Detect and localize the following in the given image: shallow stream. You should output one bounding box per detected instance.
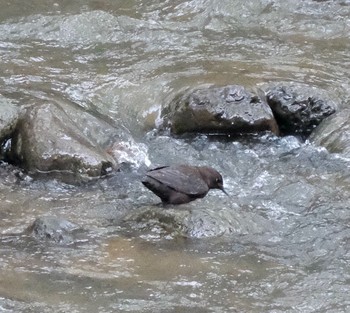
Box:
[1,1,350,312]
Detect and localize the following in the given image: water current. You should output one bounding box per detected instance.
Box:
[0,1,350,312]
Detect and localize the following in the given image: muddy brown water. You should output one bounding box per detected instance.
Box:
[1,1,350,312]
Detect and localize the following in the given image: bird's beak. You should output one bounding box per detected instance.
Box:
[218,184,229,196]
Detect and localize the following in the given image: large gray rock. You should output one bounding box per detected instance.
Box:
[266,85,336,136]
[0,95,21,142]
[162,85,279,135]
[10,102,116,183]
[310,109,350,157]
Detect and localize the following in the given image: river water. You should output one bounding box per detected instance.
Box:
[1,1,350,312]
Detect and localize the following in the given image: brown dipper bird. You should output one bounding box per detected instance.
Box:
[141,165,228,204]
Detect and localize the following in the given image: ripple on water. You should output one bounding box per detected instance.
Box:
[1,0,350,311]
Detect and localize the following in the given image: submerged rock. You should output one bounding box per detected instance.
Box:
[125,206,190,237]
[310,109,350,157]
[162,85,279,136]
[26,216,81,244]
[9,102,116,183]
[266,85,336,136]
[124,205,269,239]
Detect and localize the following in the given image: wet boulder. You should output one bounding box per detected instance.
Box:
[310,109,350,157]
[0,95,21,142]
[162,85,279,135]
[26,216,81,244]
[9,102,116,183]
[266,85,336,136]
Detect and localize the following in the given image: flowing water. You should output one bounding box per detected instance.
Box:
[1,1,350,312]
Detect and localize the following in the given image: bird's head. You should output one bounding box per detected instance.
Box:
[198,166,228,196]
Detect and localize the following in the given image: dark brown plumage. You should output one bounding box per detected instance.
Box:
[141,165,228,204]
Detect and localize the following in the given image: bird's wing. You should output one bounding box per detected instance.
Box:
[146,165,209,195]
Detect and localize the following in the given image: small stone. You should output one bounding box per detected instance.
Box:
[27,216,81,244]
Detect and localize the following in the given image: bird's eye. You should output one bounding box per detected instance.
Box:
[215,178,219,182]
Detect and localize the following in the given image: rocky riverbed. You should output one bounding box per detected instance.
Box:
[1,1,350,312]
